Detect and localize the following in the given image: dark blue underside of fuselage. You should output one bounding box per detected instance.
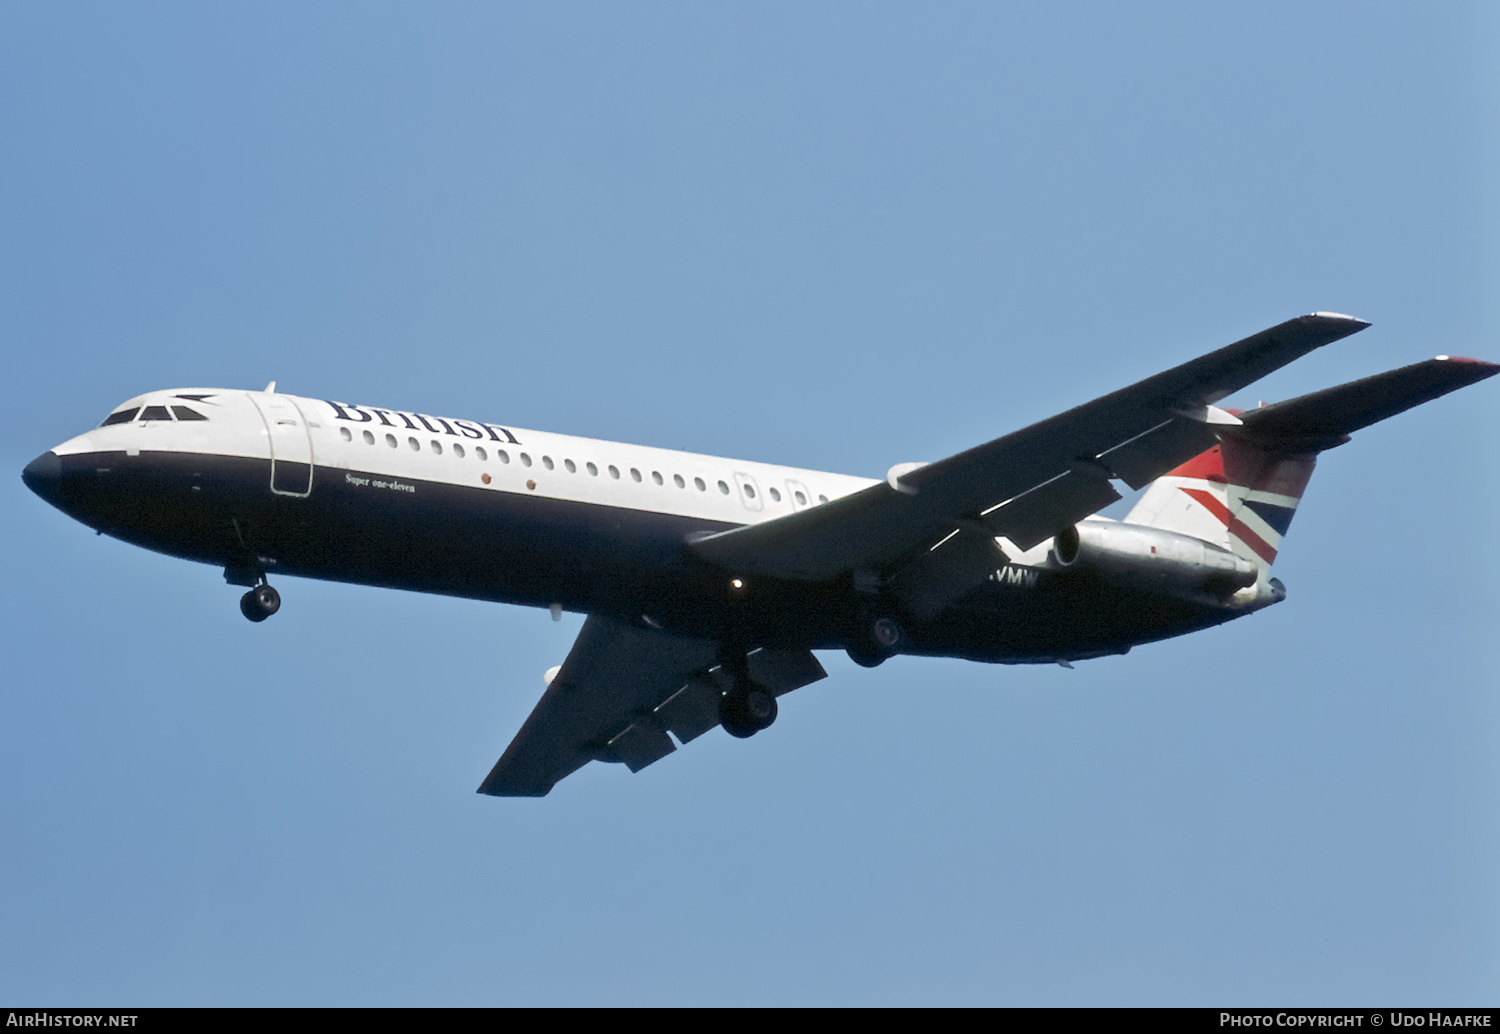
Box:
[37,449,1249,661]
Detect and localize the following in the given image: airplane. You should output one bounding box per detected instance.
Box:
[21,314,1498,796]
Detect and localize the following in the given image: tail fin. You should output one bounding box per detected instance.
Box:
[1127,356,1499,580]
[1126,439,1312,580]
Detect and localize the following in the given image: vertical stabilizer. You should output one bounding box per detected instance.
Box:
[1125,439,1314,582]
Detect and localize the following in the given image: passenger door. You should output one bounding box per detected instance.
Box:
[247,393,315,497]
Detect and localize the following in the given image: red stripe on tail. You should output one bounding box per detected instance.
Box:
[1180,487,1279,564]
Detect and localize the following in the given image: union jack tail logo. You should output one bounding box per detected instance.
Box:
[1125,439,1317,575]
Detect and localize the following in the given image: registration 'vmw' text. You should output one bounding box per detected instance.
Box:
[991,565,1039,588]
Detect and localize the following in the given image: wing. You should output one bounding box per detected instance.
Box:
[478,616,826,797]
[689,313,1370,584]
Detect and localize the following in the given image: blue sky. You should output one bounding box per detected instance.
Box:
[2,2,1496,1005]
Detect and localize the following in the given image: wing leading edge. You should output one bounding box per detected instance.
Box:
[688,313,1370,583]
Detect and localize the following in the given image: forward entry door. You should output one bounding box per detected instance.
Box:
[247,392,315,497]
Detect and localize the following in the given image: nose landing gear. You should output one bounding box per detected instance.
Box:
[239,583,281,623]
[225,551,280,623]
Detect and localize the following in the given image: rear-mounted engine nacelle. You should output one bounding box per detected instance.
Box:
[1051,521,1257,601]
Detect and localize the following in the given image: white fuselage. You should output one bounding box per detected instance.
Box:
[55,387,877,528]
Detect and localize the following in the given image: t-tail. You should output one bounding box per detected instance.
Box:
[1126,355,1500,588]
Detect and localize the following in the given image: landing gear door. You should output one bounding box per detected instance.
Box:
[247,393,314,497]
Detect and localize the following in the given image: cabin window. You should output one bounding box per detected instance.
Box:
[408,437,420,451]
[630,468,642,483]
[431,440,443,455]
[475,446,487,461]
[100,407,140,427]
[819,494,829,504]
[718,480,730,495]
[608,465,620,479]
[586,461,598,476]
[520,453,532,467]
[362,430,375,445]
[140,406,172,421]
[542,456,554,470]
[651,471,663,485]
[743,484,756,499]
[564,459,576,473]
[694,477,706,492]
[386,434,397,448]
[794,491,806,505]
[674,474,685,489]
[453,443,465,458]
[769,487,781,502]
[340,427,353,442]
[497,450,510,464]
[171,406,208,421]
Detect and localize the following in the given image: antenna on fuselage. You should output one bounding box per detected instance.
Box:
[263,381,277,393]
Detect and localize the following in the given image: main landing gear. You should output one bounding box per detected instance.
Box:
[717,651,778,739]
[239,583,281,623]
[846,615,904,669]
[719,682,778,739]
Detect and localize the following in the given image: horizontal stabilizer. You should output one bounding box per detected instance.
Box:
[1234,356,1500,452]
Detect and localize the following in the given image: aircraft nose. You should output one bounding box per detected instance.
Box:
[22,450,63,505]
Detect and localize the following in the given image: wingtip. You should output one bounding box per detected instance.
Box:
[1434,354,1499,366]
[476,779,551,798]
[1308,311,1371,329]
[1431,355,1500,381]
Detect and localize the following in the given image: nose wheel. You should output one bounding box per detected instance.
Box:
[239,583,281,623]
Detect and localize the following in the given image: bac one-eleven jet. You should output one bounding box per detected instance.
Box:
[22,314,1498,796]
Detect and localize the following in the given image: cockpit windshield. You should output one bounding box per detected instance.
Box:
[100,407,139,426]
[99,403,209,427]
